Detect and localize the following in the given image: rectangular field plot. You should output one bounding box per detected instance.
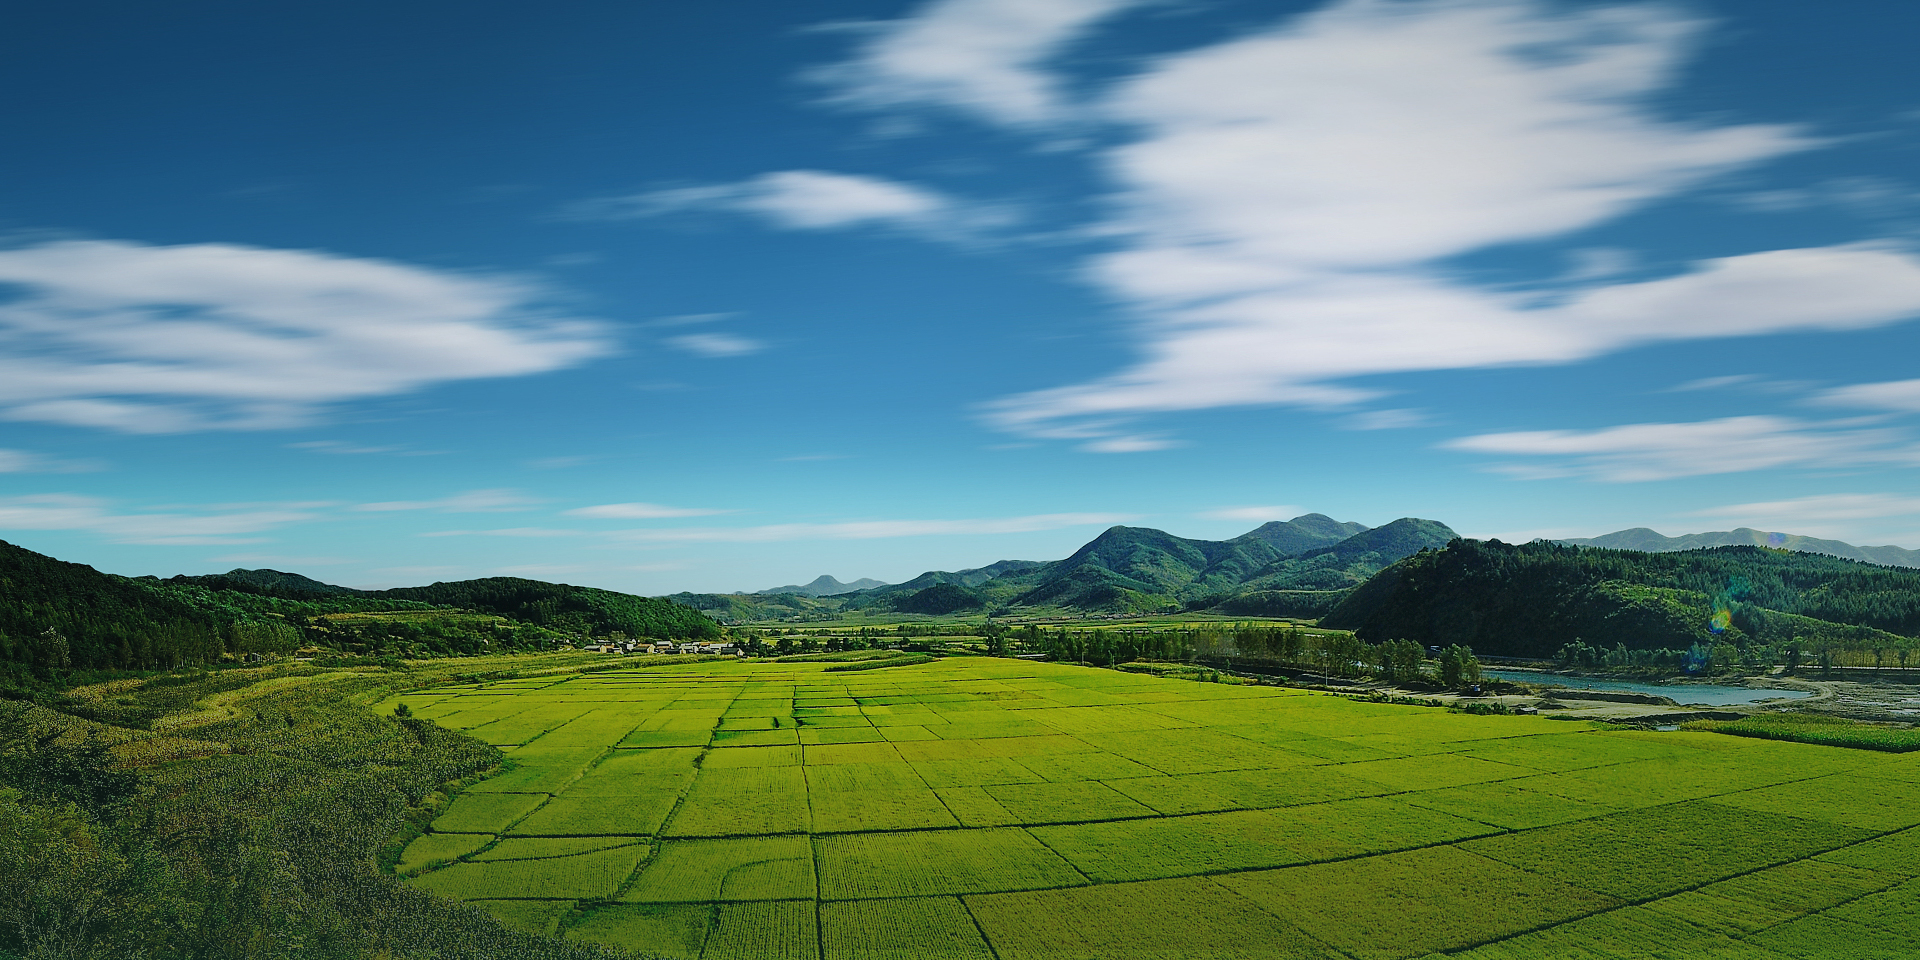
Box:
[665,767,811,836]
[702,901,818,960]
[982,780,1156,824]
[623,835,816,903]
[563,746,701,794]
[1395,781,1620,830]
[1642,858,1900,935]
[1819,825,1920,876]
[1711,772,1920,831]
[967,876,1343,960]
[471,899,575,937]
[397,831,492,875]
[411,844,648,901]
[431,792,547,834]
[1450,905,1773,960]
[473,836,640,860]
[1462,800,1873,900]
[510,792,682,836]
[568,903,713,958]
[815,828,1086,899]
[465,746,606,794]
[1224,846,1621,960]
[820,897,994,960]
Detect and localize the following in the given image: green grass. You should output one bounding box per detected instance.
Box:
[392,655,1920,958]
[1686,712,1920,752]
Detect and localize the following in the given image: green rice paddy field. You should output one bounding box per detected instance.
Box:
[379,658,1920,959]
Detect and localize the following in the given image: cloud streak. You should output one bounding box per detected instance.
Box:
[0,239,612,433]
[810,0,1143,127]
[610,512,1133,542]
[1445,415,1920,482]
[0,493,318,545]
[927,0,1920,448]
[571,170,1013,242]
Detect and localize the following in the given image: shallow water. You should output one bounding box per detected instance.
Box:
[1481,668,1813,706]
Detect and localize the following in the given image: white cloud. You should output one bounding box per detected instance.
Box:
[611,512,1133,542]
[0,493,317,544]
[571,170,1010,241]
[810,0,1143,127]
[1444,415,1920,482]
[1345,408,1430,431]
[1813,378,1920,413]
[977,0,1920,447]
[0,448,99,473]
[1691,493,1920,525]
[0,239,611,433]
[352,489,543,513]
[1079,435,1178,453]
[1198,505,1307,522]
[566,502,733,519]
[667,333,766,358]
[419,527,582,538]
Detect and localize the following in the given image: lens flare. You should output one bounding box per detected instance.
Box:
[1709,605,1732,634]
[1767,531,1787,548]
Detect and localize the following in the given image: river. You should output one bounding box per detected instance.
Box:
[1481,668,1813,707]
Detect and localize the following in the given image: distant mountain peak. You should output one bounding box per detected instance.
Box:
[753,575,888,597]
[1231,513,1371,556]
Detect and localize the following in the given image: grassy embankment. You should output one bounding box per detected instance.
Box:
[0,651,683,960]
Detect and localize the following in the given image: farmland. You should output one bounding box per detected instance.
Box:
[391,657,1920,958]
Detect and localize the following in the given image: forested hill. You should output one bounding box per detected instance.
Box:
[371,578,718,641]
[1562,527,1920,568]
[0,540,717,680]
[1324,539,1920,657]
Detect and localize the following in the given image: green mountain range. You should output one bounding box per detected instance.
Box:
[1561,527,1920,568]
[677,514,1460,619]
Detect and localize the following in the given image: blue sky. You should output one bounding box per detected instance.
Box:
[4,0,1920,593]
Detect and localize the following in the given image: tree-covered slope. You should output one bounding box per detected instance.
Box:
[1235,518,1461,593]
[1324,539,1920,657]
[1229,513,1370,555]
[371,578,718,639]
[0,539,228,674]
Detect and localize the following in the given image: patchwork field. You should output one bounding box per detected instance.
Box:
[383,657,1920,959]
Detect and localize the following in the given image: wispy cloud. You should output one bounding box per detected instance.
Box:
[666,333,766,358]
[0,493,318,544]
[1690,493,1920,525]
[807,0,1144,128]
[1445,415,1920,482]
[1813,378,1920,413]
[352,489,543,513]
[0,239,613,433]
[419,527,582,538]
[967,0,1920,448]
[570,170,1014,242]
[1197,505,1306,523]
[611,512,1132,542]
[565,502,733,519]
[0,448,102,473]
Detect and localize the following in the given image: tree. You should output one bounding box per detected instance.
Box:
[1439,644,1481,689]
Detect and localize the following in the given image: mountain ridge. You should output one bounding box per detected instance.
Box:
[1560,527,1920,569]
[753,575,889,597]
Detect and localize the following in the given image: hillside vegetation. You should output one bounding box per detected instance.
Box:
[1325,539,1920,658]
[0,540,716,684]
